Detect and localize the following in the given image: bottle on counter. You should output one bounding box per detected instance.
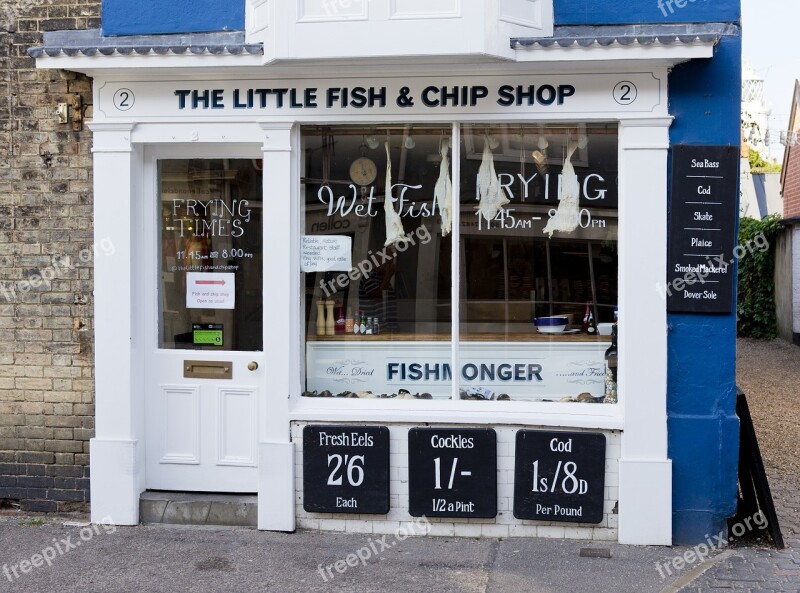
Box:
[586,304,597,335]
[359,312,367,335]
[373,317,380,336]
[603,324,618,404]
[366,317,373,335]
[353,310,361,335]
[345,307,354,334]
[581,302,590,333]
[335,304,345,335]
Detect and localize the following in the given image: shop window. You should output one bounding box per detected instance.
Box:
[301,124,618,404]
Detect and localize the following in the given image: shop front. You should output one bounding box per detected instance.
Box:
[30,1,741,546]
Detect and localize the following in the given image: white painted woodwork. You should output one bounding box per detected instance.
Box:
[246,0,554,62]
[616,118,673,545]
[80,63,674,542]
[142,144,265,494]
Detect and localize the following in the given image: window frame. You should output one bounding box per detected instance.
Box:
[294,121,625,426]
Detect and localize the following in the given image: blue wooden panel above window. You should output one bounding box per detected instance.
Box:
[102,0,245,36]
[554,0,740,25]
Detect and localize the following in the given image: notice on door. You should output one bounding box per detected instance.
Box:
[301,235,352,272]
[186,272,235,309]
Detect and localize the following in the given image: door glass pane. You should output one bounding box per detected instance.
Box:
[158,158,263,351]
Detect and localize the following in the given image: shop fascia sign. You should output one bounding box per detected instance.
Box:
[98,73,663,119]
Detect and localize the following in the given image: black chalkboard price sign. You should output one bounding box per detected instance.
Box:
[667,145,739,314]
[408,428,497,518]
[303,425,389,514]
[514,430,606,524]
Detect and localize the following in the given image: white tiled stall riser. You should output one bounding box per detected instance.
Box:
[292,422,620,540]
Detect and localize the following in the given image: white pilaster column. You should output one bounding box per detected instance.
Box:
[87,122,144,525]
[257,122,297,531]
[617,118,673,545]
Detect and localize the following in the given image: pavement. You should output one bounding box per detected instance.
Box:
[1,338,799,593]
[672,472,800,593]
[0,505,792,593]
[0,512,721,593]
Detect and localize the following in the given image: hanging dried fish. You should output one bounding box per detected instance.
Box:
[476,136,509,223]
[542,141,580,238]
[434,138,453,236]
[383,141,406,248]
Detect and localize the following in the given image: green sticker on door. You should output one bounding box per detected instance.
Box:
[193,324,224,347]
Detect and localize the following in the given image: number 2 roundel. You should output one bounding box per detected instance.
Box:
[613,81,638,106]
[113,88,135,111]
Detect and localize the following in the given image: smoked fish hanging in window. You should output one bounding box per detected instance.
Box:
[435,138,453,236]
[477,135,509,223]
[543,141,580,237]
[384,140,407,247]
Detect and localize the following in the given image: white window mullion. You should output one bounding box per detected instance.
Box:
[450,122,461,402]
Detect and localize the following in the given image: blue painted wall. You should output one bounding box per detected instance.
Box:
[667,33,742,544]
[554,0,740,25]
[102,0,244,36]
[100,0,739,36]
[100,0,741,36]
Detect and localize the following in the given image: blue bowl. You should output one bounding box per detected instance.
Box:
[534,316,568,334]
[535,316,568,327]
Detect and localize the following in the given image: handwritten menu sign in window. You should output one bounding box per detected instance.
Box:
[301,235,352,273]
[667,146,738,314]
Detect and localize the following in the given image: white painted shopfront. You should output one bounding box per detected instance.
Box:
[33,5,719,545]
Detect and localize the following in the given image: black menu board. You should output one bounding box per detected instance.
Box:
[303,425,390,514]
[408,428,497,518]
[667,145,739,313]
[513,430,606,524]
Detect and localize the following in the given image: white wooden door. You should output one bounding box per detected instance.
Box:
[144,149,265,492]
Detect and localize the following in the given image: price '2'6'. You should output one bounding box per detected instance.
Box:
[327,454,365,487]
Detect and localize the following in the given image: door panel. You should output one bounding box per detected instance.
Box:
[159,385,201,465]
[145,152,264,493]
[216,387,258,466]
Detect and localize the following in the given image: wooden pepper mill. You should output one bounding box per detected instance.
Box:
[325,300,335,336]
[316,300,326,336]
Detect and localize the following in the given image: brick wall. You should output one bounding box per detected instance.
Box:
[785,145,800,219]
[0,0,98,512]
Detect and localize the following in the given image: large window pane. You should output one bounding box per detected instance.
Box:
[458,125,619,403]
[301,126,452,399]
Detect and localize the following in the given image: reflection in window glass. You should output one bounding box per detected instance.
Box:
[158,159,263,351]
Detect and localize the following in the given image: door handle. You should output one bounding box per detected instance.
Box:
[248,361,259,371]
[184,360,233,379]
